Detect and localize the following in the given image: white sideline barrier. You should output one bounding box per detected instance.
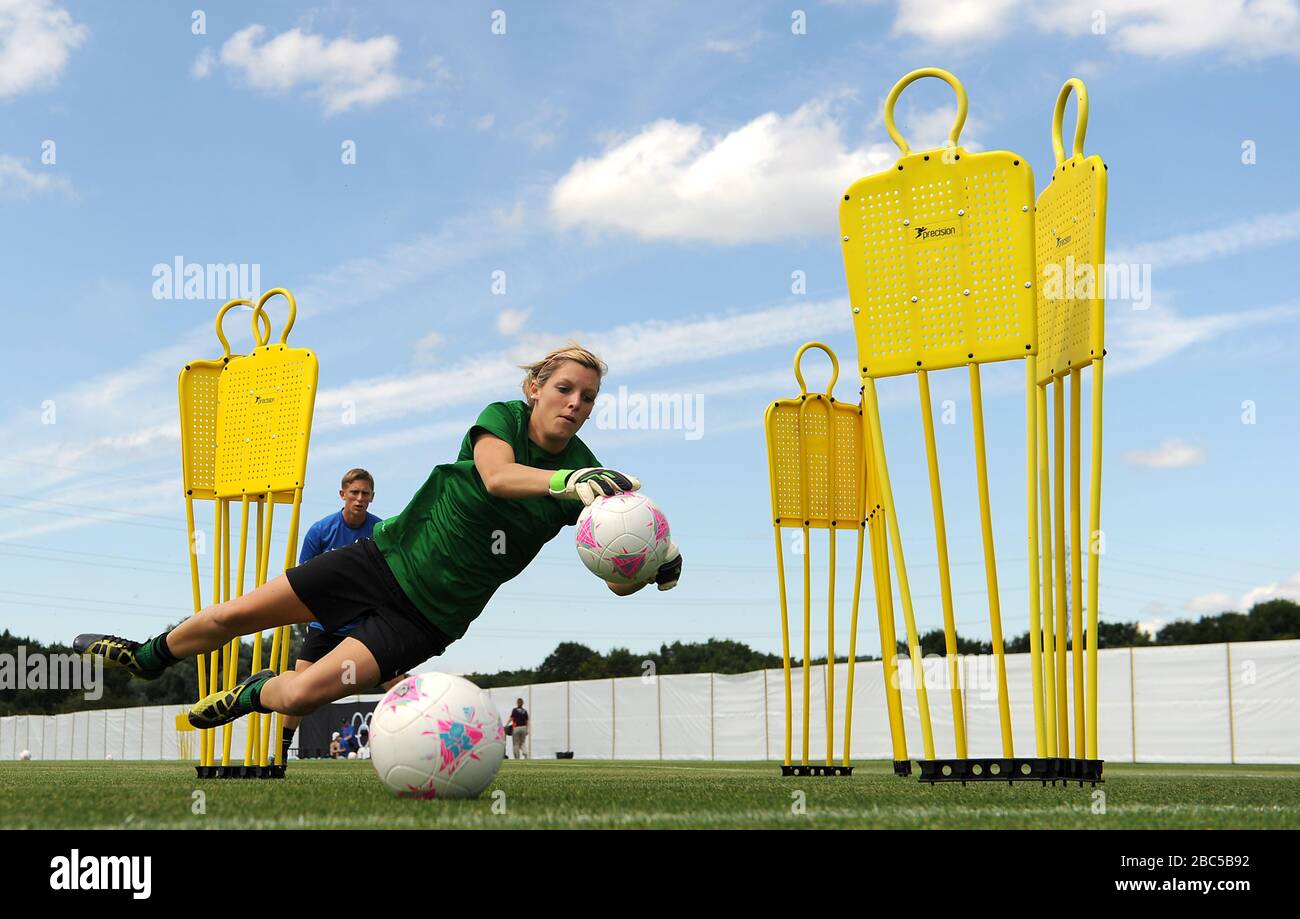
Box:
[2,640,1298,763]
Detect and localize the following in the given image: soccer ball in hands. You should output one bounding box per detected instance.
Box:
[370,672,506,799]
[575,492,671,584]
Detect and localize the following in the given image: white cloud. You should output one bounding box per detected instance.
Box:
[0,153,71,197]
[1239,571,1300,608]
[219,25,406,115]
[1185,573,1300,614]
[1136,617,1167,637]
[309,419,469,464]
[426,55,453,86]
[476,113,496,131]
[496,309,531,336]
[1122,438,1206,469]
[704,33,763,54]
[1033,0,1300,59]
[893,0,1022,45]
[549,98,897,243]
[0,476,180,542]
[1107,300,1300,376]
[316,297,848,434]
[892,0,1300,59]
[0,0,87,98]
[191,47,215,79]
[518,100,566,150]
[494,199,526,228]
[1186,592,1234,614]
[1109,207,1300,269]
[413,330,444,361]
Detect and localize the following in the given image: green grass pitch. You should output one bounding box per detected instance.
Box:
[2,760,1298,829]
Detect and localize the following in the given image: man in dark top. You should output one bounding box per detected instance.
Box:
[509,698,529,759]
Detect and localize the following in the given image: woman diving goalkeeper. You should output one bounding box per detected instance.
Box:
[74,345,682,729]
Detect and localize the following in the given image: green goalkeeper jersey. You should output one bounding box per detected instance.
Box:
[372,400,600,639]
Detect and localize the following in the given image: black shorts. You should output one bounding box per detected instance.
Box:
[298,627,347,666]
[284,538,452,681]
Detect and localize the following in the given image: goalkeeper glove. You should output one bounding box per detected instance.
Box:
[548,467,641,506]
[654,543,681,591]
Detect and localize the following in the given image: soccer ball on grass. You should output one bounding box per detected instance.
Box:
[370,672,506,799]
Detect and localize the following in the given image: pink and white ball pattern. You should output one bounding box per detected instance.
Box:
[575,492,671,584]
[370,672,506,799]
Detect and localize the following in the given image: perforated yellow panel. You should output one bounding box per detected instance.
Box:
[841,149,1037,379]
[765,396,864,528]
[214,344,318,498]
[1035,157,1106,382]
[178,359,225,500]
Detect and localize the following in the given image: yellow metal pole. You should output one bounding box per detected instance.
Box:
[863,378,935,760]
[1053,378,1069,754]
[263,623,283,767]
[1025,357,1045,758]
[1037,383,1059,757]
[773,525,792,766]
[801,529,811,765]
[235,494,251,597]
[825,521,836,766]
[248,495,268,764]
[795,535,806,764]
[236,495,258,767]
[267,487,305,765]
[917,371,966,758]
[825,402,838,767]
[969,364,1013,756]
[220,498,237,768]
[871,504,907,762]
[842,522,865,767]
[1085,358,1104,759]
[765,403,794,768]
[184,493,208,767]
[866,423,908,762]
[1070,368,1084,758]
[796,400,812,766]
[206,499,222,767]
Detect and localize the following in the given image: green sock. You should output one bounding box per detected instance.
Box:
[136,631,178,671]
[237,674,273,713]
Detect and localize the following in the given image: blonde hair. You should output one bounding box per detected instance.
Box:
[341,468,374,491]
[519,343,607,403]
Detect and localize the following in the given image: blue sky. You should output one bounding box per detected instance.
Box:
[1,0,1298,675]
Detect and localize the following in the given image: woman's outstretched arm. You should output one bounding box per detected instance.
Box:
[473,433,554,498]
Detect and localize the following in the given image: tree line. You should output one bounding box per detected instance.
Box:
[3,599,1295,706]
[466,598,1300,687]
[0,626,303,716]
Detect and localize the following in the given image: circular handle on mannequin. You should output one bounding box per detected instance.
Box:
[215,298,270,357]
[256,288,297,345]
[883,67,969,157]
[1051,78,1089,166]
[793,342,840,397]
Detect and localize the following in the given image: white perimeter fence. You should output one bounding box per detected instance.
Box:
[3,640,1298,763]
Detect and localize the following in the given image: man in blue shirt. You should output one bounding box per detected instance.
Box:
[281,468,403,762]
